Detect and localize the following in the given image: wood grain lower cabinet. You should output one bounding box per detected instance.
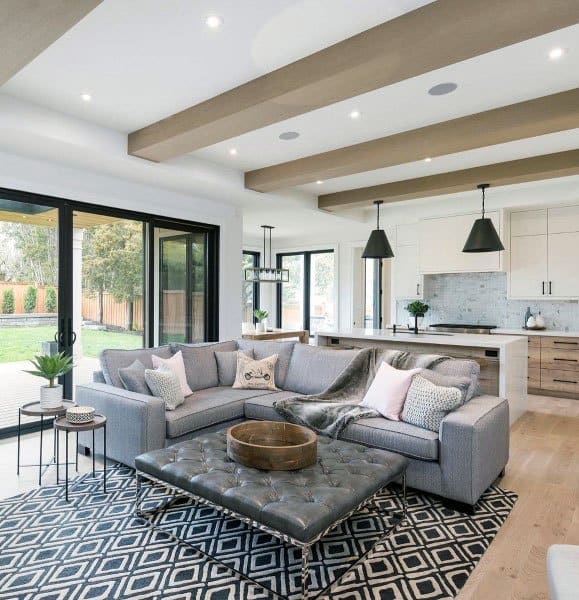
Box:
[527,335,579,398]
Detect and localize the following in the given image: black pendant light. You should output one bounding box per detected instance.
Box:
[463,184,505,253]
[362,200,394,259]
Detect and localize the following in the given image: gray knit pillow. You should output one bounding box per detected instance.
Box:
[402,375,462,432]
[420,369,472,405]
[144,367,184,411]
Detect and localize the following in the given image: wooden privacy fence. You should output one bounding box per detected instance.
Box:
[0,281,144,330]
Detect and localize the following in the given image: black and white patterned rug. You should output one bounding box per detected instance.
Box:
[0,466,517,600]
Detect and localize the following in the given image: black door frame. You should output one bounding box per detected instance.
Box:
[0,186,220,436]
[275,249,334,332]
[242,250,260,323]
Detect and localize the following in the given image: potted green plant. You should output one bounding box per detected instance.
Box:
[24,352,74,409]
[254,309,269,333]
[405,300,429,330]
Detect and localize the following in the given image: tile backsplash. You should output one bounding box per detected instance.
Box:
[396,272,579,331]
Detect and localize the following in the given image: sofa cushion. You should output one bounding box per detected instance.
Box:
[340,417,440,461]
[432,358,480,401]
[283,345,360,395]
[165,387,273,438]
[243,391,297,421]
[236,340,295,388]
[215,349,253,386]
[100,346,173,388]
[174,341,237,391]
[118,360,151,395]
[145,367,184,411]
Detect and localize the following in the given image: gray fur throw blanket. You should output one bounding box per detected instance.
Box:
[273,347,449,437]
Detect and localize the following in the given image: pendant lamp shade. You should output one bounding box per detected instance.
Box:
[362,201,394,259]
[463,184,504,253]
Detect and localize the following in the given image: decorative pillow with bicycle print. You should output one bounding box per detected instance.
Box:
[233,352,279,391]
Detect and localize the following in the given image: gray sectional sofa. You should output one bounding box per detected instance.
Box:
[76,339,509,511]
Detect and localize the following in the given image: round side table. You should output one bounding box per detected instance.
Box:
[54,415,107,502]
[17,400,77,485]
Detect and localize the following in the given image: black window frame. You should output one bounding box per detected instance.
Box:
[275,249,334,334]
[242,250,260,323]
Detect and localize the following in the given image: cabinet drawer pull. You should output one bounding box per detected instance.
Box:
[542,281,545,295]
[553,378,578,384]
[553,341,578,345]
[549,281,552,295]
[553,357,578,362]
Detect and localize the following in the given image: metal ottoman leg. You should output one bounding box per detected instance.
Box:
[301,545,310,599]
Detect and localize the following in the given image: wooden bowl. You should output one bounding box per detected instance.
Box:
[227,421,317,471]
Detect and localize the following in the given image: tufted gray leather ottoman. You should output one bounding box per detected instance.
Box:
[135,429,408,599]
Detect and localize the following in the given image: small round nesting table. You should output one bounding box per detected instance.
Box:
[17,400,76,485]
[54,415,107,502]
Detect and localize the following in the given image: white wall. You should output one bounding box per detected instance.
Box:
[0,150,243,340]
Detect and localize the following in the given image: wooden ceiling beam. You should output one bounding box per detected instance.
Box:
[128,0,579,162]
[246,89,579,192]
[317,150,579,210]
[0,0,102,85]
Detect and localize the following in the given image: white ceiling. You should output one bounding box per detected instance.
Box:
[193,25,579,178]
[2,0,431,132]
[0,0,577,242]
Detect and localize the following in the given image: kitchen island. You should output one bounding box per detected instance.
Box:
[316,328,527,424]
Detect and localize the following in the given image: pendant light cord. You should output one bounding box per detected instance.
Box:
[376,203,380,230]
[481,186,486,219]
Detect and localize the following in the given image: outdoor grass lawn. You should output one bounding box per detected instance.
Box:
[0,326,143,363]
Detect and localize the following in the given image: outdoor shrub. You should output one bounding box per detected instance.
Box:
[24,286,37,313]
[2,289,15,314]
[45,286,57,312]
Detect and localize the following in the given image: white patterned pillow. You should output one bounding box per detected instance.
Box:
[401,375,462,432]
[233,353,278,390]
[145,366,184,411]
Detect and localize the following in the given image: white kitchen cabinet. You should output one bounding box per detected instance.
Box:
[509,234,548,298]
[548,206,579,234]
[419,211,503,274]
[548,232,579,298]
[392,243,423,299]
[511,209,547,237]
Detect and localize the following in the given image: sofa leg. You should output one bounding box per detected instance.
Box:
[442,498,476,516]
[498,468,506,478]
[78,444,91,457]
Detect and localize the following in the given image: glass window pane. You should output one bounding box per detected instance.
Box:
[75,213,145,392]
[160,235,187,345]
[309,252,334,337]
[242,252,257,323]
[281,255,304,330]
[191,232,206,342]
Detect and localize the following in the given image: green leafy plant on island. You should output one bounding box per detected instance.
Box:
[24,352,74,388]
[254,309,269,322]
[405,300,429,317]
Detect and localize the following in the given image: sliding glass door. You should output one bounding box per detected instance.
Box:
[0,197,61,432]
[242,251,260,323]
[277,250,334,338]
[0,187,220,436]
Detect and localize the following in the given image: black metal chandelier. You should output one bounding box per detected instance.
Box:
[244,225,289,283]
[463,184,504,253]
[362,200,394,259]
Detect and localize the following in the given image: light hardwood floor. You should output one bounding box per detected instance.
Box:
[0,394,577,599]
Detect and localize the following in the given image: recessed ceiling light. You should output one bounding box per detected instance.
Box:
[424,157,432,163]
[205,15,223,29]
[428,82,458,96]
[229,148,238,156]
[349,110,361,119]
[279,131,300,141]
[549,47,566,60]
[316,180,324,185]
[81,93,92,102]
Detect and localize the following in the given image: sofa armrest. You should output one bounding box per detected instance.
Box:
[439,395,509,505]
[76,382,166,467]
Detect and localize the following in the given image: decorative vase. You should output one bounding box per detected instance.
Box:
[255,321,265,333]
[408,316,424,329]
[40,384,63,409]
[262,317,269,332]
[535,313,545,328]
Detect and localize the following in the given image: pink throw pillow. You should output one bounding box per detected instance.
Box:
[152,351,193,397]
[360,361,422,420]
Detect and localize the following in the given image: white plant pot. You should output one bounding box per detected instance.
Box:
[40,384,63,409]
[255,321,265,333]
[408,316,424,329]
[262,317,269,331]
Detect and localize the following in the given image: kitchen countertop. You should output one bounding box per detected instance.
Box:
[492,328,579,338]
[316,328,526,349]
